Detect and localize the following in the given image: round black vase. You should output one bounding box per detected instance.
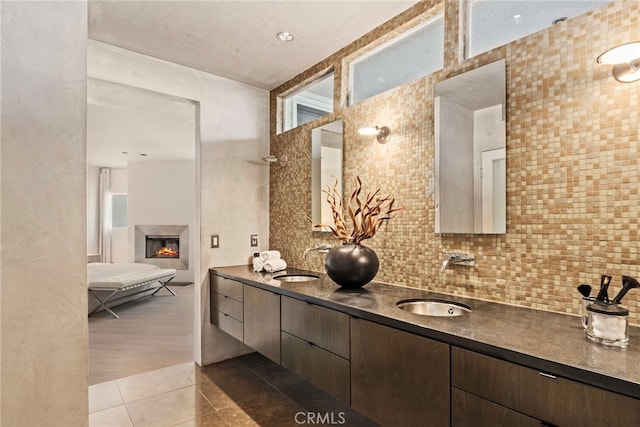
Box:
[325,243,379,288]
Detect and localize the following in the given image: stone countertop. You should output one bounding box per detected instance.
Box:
[210,265,640,400]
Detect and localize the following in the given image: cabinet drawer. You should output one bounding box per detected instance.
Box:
[452,347,546,418]
[452,347,640,426]
[211,292,243,321]
[351,318,450,427]
[281,296,350,359]
[210,274,243,301]
[451,388,540,427]
[211,310,243,342]
[281,331,350,404]
[244,285,280,364]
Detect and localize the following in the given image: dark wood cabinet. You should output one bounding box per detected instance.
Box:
[350,318,450,427]
[210,274,244,341]
[211,275,244,301]
[210,269,640,427]
[451,388,540,427]
[243,285,281,364]
[280,296,351,403]
[452,347,640,426]
[211,291,243,321]
[281,296,350,359]
[281,331,350,403]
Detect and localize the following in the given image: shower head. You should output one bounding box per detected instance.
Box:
[262,154,287,166]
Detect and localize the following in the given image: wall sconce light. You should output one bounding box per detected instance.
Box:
[597,41,640,83]
[357,125,391,144]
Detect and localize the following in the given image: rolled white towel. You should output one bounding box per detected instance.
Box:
[252,258,264,272]
[260,250,281,262]
[264,259,287,273]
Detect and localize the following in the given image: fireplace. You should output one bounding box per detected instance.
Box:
[146,235,180,259]
[135,225,188,270]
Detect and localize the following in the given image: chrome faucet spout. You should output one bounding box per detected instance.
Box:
[440,259,450,274]
[440,253,459,273]
[440,252,473,273]
[303,244,332,260]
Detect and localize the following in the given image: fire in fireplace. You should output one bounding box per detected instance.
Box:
[146,235,180,259]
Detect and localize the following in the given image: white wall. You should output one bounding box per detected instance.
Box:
[111,167,128,193]
[88,41,269,365]
[128,160,196,282]
[1,2,88,425]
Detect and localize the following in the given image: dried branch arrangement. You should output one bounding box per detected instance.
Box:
[316,176,403,244]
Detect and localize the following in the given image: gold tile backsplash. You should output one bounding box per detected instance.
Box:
[269,1,640,324]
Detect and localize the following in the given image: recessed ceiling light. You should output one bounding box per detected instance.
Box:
[276,31,295,42]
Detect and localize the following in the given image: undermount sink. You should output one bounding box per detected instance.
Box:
[273,274,319,282]
[396,298,472,317]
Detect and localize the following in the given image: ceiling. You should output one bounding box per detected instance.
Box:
[87,0,419,167]
[88,0,419,90]
[87,78,196,168]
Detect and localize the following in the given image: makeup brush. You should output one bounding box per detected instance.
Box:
[577,284,592,298]
[595,275,612,303]
[611,275,640,304]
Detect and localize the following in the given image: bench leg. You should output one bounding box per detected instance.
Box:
[88,289,120,319]
[151,276,176,296]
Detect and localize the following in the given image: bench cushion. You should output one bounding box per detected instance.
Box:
[88,263,175,289]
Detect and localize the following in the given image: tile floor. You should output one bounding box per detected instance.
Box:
[89,352,377,427]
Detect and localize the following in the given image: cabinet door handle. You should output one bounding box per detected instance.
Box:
[539,372,557,380]
[307,341,316,347]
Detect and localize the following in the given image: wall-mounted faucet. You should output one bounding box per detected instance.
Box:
[303,243,332,260]
[440,252,475,273]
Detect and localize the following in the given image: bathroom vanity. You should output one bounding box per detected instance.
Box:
[210,266,640,426]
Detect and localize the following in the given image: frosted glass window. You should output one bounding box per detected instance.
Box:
[467,0,610,58]
[111,194,128,228]
[282,71,334,132]
[350,15,444,105]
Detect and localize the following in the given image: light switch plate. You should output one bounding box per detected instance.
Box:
[211,235,219,248]
[250,234,258,247]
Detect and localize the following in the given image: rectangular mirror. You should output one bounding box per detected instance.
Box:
[434,59,506,234]
[311,119,343,231]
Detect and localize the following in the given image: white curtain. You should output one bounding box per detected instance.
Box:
[98,168,112,263]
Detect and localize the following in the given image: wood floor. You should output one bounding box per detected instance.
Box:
[88,284,194,385]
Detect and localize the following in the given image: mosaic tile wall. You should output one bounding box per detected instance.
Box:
[269,1,640,324]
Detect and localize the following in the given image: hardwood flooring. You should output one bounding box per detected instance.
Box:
[88,284,194,385]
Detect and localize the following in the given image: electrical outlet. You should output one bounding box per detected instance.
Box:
[211,235,219,248]
[250,234,258,247]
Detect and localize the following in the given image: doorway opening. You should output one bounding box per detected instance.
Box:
[86,79,200,385]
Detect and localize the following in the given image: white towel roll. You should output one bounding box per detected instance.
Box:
[252,258,264,272]
[260,250,281,262]
[264,259,287,273]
